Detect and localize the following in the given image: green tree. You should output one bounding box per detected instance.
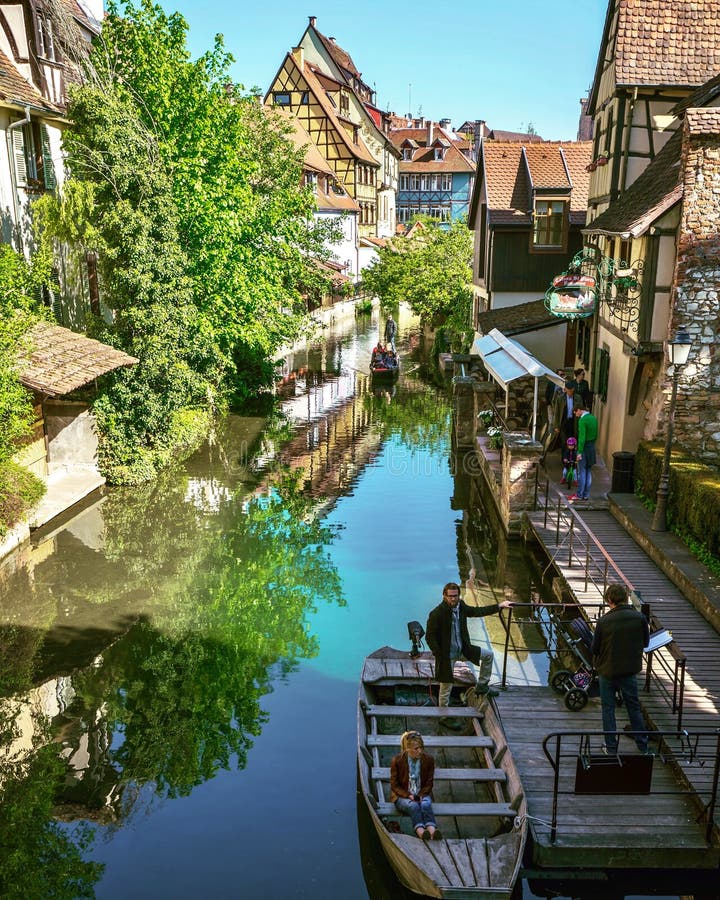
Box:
[36,0,339,482]
[0,247,48,535]
[363,217,473,347]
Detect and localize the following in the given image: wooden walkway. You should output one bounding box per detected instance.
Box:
[494,686,719,870]
[517,501,720,868]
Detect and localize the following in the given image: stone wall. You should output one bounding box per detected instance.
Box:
[665,111,720,464]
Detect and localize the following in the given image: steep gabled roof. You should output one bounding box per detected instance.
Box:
[314,29,361,78]
[487,129,543,142]
[0,47,63,113]
[475,141,592,227]
[583,129,682,237]
[589,0,720,112]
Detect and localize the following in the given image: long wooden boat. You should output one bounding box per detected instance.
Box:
[358,647,527,899]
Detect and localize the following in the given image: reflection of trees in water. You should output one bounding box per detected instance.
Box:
[63,470,343,801]
[0,470,343,891]
[0,705,102,898]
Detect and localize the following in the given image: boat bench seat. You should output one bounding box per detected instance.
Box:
[364,705,482,719]
[375,801,516,818]
[366,735,494,749]
[371,766,506,783]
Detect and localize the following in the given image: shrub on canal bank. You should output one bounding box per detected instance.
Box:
[0,462,45,539]
[635,440,720,564]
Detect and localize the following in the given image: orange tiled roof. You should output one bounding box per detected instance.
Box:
[685,106,720,134]
[481,141,592,226]
[584,129,682,237]
[389,125,475,172]
[614,0,720,87]
[313,28,361,79]
[0,47,62,113]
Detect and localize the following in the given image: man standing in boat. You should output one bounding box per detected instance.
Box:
[426,582,512,706]
[384,314,397,351]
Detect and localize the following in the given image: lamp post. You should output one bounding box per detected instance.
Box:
[651,327,692,532]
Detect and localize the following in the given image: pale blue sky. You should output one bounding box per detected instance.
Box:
[158,0,608,140]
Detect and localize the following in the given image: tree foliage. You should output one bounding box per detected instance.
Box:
[0,247,48,534]
[36,0,338,482]
[362,217,474,346]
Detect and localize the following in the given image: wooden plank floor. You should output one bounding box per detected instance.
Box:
[523,507,720,866]
[494,686,719,869]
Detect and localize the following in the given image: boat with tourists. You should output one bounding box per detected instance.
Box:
[370,344,400,379]
[357,646,527,898]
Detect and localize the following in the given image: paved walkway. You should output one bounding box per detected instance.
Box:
[524,452,720,829]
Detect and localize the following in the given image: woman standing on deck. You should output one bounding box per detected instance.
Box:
[390,731,441,840]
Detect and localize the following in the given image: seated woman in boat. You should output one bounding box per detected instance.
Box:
[390,731,441,841]
[371,342,385,366]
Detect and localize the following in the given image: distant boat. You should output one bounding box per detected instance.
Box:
[358,646,527,898]
[370,352,400,379]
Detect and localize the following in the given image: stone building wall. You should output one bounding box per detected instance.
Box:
[663,110,720,464]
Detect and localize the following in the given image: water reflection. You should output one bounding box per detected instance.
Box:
[0,311,686,899]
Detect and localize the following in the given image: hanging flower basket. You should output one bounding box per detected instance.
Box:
[596,155,608,166]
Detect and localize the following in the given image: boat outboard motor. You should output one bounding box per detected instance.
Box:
[407,621,425,658]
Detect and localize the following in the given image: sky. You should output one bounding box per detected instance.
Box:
[156,0,609,141]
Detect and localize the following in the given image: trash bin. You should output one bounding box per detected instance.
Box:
[611,451,635,493]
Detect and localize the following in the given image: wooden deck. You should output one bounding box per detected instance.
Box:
[521,504,720,868]
[494,686,719,869]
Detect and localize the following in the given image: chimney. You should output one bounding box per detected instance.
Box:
[308,15,316,26]
[292,46,304,68]
[439,118,451,130]
[427,119,433,145]
[329,37,336,44]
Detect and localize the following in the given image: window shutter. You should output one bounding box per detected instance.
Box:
[11,129,27,185]
[41,125,56,189]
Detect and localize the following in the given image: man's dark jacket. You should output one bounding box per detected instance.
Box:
[591,603,649,678]
[425,600,499,683]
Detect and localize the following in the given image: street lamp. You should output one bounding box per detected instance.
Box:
[651,327,693,532]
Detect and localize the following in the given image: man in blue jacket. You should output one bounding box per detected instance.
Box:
[591,583,650,754]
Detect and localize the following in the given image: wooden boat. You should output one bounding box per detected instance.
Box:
[370,353,400,379]
[358,647,527,899]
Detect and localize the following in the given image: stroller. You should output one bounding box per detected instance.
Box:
[550,616,599,710]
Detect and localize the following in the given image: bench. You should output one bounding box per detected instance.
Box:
[371,766,506,783]
[363,704,482,719]
[374,801,516,818]
[366,735,494,749]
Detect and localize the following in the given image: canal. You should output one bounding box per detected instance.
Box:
[0,311,681,900]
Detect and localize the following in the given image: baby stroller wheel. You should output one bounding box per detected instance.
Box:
[551,670,573,693]
[565,687,589,710]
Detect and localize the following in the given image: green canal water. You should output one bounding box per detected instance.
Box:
[0,313,683,899]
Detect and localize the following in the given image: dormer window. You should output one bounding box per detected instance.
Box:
[402,147,412,161]
[532,199,567,250]
[434,147,445,161]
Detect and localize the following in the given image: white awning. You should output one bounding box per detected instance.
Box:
[470,328,564,440]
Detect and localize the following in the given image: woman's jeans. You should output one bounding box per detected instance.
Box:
[598,674,648,753]
[395,795,436,831]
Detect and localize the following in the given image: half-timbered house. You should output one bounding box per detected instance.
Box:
[576,0,720,464]
[467,139,592,368]
[389,118,475,228]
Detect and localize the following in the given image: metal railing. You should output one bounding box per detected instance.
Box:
[526,476,688,728]
[541,728,720,844]
[498,603,687,731]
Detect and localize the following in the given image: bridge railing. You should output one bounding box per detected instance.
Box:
[540,728,720,845]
